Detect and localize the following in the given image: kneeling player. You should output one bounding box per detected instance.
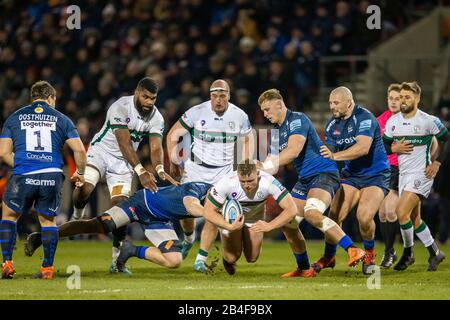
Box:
[203,161,316,276]
[25,182,244,270]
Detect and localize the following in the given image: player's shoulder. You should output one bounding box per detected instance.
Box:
[109,95,133,111]
[228,102,249,118]
[355,105,376,119]
[151,107,164,123]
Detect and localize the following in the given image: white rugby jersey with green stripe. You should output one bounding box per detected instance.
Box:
[384,109,447,175]
[207,171,289,223]
[179,100,251,166]
[90,95,164,159]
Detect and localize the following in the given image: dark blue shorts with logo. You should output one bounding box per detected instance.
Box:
[341,168,390,196]
[291,171,341,200]
[3,172,64,217]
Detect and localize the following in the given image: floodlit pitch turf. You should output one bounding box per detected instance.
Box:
[1,240,449,300]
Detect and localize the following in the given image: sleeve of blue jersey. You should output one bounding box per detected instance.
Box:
[356,115,376,138]
[65,117,80,139]
[324,121,337,146]
[288,115,308,138]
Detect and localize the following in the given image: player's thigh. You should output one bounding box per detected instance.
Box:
[3,174,36,217]
[221,229,243,260]
[34,172,65,218]
[144,222,182,254]
[105,163,133,200]
[396,191,421,223]
[242,226,264,263]
[356,186,385,223]
[329,184,359,223]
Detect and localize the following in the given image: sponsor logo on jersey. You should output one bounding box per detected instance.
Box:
[333,128,341,136]
[289,119,302,132]
[126,117,130,123]
[26,153,53,161]
[391,125,396,131]
[359,119,372,131]
[414,125,420,133]
[229,121,235,129]
[272,179,284,191]
[337,137,357,146]
[257,191,264,199]
[128,207,138,220]
[348,125,353,133]
[25,178,56,186]
[201,120,206,126]
[34,107,43,113]
[231,192,238,198]
[433,118,444,130]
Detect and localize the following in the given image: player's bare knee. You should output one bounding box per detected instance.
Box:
[223,251,240,263]
[164,254,182,268]
[245,255,258,263]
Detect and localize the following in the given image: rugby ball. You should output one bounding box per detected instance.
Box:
[222,199,242,224]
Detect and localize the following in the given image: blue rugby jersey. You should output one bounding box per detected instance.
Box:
[324,105,389,176]
[273,109,338,178]
[144,182,212,222]
[0,101,79,175]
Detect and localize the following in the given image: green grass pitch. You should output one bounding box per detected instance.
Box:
[1,240,449,300]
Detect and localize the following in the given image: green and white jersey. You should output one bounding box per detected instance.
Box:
[207,171,289,223]
[179,100,252,167]
[384,109,447,175]
[90,95,164,159]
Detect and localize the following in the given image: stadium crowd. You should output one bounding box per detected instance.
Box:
[0,0,448,243]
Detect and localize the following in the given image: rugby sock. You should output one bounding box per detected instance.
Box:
[324,241,338,257]
[381,221,397,252]
[294,252,310,271]
[41,226,58,267]
[184,231,196,244]
[337,235,354,251]
[112,247,120,263]
[400,220,414,248]
[112,226,127,248]
[415,221,439,256]
[363,239,375,250]
[0,220,16,262]
[136,246,148,260]
[195,249,208,262]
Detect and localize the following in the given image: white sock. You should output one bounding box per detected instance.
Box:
[415,221,435,247]
[73,206,86,219]
[112,246,120,263]
[185,231,196,244]
[195,250,208,263]
[400,221,414,248]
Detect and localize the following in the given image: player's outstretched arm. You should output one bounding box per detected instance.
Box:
[114,128,157,192]
[322,136,372,161]
[0,138,14,167]
[261,135,305,174]
[66,137,87,187]
[203,197,244,231]
[250,193,297,233]
[150,135,179,186]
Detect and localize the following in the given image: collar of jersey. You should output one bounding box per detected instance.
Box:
[276,109,292,128]
[31,101,50,108]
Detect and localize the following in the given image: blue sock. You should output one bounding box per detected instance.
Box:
[324,242,337,257]
[338,235,354,251]
[363,239,375,250]
[294,252,310,271]
[136,246,148,260]
[41,226,59,267]
[0,220,17,262]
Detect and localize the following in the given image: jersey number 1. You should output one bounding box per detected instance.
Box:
[24,127,54,152]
